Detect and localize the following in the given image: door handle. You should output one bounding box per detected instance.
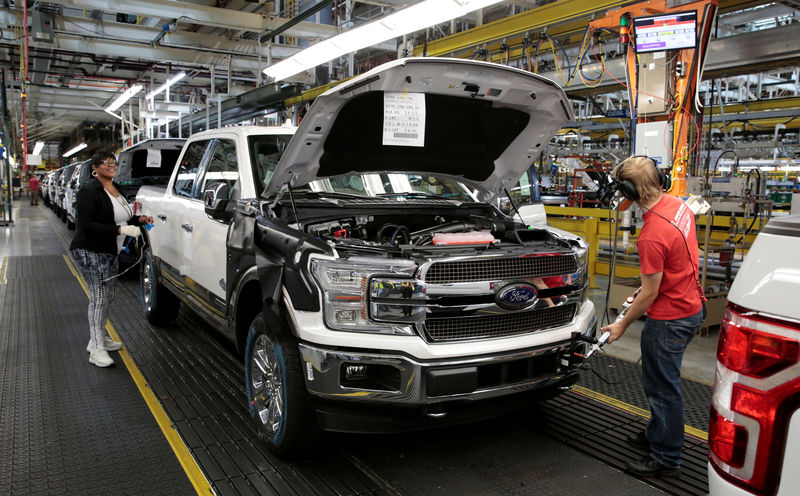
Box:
[157,213,167,221]
[181,222,193,232]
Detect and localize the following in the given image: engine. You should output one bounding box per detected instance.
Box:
[302,213,518,248]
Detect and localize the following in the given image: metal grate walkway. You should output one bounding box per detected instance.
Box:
[2,201,712,495]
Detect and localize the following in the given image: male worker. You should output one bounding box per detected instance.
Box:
[601,156,704,478]
[28,174,39,205]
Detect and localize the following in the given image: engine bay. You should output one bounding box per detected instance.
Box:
[299,211,576,254]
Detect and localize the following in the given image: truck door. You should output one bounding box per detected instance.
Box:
[182,138,239,306]
[153,139,213,284]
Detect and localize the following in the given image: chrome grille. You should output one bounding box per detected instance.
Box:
[424,255,577,284]
[423,304,577,342]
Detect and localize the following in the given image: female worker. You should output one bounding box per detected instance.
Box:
[69,151,153,367]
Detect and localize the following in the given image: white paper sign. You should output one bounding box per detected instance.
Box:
[146,148,162,168]
[382,92,425,147]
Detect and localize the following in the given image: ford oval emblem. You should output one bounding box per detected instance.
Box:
[495,283,538,310]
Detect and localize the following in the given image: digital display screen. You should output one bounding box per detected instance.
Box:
[634,11,697,53]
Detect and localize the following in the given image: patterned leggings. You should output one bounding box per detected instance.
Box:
[71,249,118,352]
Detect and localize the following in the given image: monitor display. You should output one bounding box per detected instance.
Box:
[634,11,697,53]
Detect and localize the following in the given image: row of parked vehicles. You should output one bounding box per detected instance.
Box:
[39,139,186,231]
[42,58,798,494]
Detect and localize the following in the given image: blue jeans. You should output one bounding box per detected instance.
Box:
[641,309,702,468]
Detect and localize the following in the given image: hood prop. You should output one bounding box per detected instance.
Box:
[503,187,529,229]
[269,178,301,224]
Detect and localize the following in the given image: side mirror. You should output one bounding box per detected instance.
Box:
[204,182,231,220]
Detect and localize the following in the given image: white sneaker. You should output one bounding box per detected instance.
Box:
[89,350,115,367]
[86,337,123,353]
[103,337,123,351]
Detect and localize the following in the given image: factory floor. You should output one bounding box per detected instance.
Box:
[588,281,720,386]
[1,199,714,496]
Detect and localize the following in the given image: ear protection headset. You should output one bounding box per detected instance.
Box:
[614,156,671,201]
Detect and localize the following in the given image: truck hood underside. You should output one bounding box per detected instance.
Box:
[265,58,573,199]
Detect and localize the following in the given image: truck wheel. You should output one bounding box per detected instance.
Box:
[245,314,314,457]
[140,247,180,325]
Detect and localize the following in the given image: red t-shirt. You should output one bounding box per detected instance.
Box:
[28,176,39,191]
[637,195,703,320]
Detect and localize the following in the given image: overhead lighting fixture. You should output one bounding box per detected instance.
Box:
[263,0,503,81]
[145,72,186,100]
[106,84,143,113]
[33,141,44,155]
[63,143,87,158]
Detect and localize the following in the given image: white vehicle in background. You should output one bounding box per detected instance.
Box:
[64,160,91,230]
[708,214,800,496]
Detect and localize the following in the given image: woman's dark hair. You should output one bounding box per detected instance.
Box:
[90,150,116,167]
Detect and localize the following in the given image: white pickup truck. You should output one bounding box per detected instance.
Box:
[136,57,596,456]
[709,214,800,496]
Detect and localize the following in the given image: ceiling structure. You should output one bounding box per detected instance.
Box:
[0,0,400,161]
[0,0,797,168]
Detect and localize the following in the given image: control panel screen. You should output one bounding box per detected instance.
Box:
[634,11,697,53]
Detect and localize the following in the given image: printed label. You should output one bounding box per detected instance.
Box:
[382,92,425,147]
[146,148,161,168]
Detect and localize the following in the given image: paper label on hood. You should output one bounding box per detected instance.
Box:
[146,148,161,168]
[382,92,425,147]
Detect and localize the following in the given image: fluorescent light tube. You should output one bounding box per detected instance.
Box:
[106,84,143,113]
[145,72,186,100]
[63,143,87,158]
[33,141,44,155]
[263,0,503,81]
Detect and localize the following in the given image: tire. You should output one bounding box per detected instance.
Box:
[67,218,75,230]
[245,314,315,457]
[140,246,180,325]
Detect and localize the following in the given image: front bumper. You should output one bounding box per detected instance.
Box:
[298,313,597,406]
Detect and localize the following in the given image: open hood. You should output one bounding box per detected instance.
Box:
[265,57,573,199]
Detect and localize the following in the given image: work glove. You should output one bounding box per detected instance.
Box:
[119,225,141,237]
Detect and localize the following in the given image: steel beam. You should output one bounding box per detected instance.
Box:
[412,0,629,57]
[538,23,800,94]
[46,0,337,38]
[49,15,303,60]
[49,36,268,73]
[169,82,301,136]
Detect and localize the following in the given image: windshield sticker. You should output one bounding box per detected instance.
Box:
[382,92,425,147]
[146,148,162,168]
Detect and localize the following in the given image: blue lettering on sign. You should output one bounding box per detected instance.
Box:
[496,283,538,310]
[606,109,629,118]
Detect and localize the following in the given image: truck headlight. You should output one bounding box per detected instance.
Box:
[573,243,589,299]
[310,258,421,335]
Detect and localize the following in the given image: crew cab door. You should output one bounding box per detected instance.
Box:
[182,137,240,306]
[154,138,213,284]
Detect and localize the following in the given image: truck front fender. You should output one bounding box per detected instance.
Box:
[253,215,332,314]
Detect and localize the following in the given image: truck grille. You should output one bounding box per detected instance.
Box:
[424,255,577,284]
[423,304,577,342]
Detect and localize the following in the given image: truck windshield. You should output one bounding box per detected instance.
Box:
[249,134,293,196]
[295,173,476,202]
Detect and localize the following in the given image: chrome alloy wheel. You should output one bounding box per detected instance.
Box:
[142,255,154,311]
[250,334,284,434]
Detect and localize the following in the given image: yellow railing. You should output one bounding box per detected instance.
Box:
[544,206,762,284]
